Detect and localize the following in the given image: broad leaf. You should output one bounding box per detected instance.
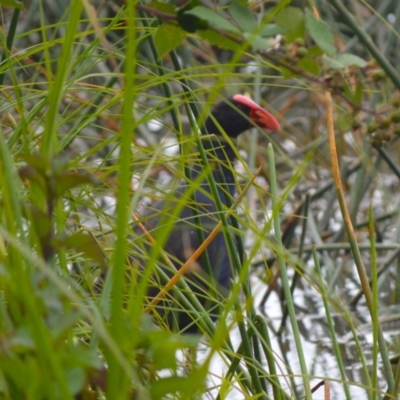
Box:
[197,29,240,51]
[229,1,257,33]
[0,0,24,9]
[336,53,367,68]
[62,230,106,268]
[54,171,97,197]
[185,6,241,34]
[154,23,187,59]
[146,1,175,14]
[321,55,343,69]
[260,23,286,37]
[299,58,320,75]
[305,9,336,56]
[177,0,208,33]
[243,33,272,51]
[276,7,305,43]
[150,376,201,398]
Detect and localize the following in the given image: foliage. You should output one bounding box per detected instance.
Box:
[0,0,400,399]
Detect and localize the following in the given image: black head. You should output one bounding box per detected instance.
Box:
[204,94,280,138]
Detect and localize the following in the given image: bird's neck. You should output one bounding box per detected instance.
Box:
[201,137,236,196]
[203,137,236,164]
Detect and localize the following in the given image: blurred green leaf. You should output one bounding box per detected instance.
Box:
[228,1,257,33]
[276,7,305,43]
[337,112,355,131]
[62,230,106,268]
[321,55,344,69]
[146,1,175,14]
[65,367,86,396]
[336,53,367,68]
[19,165,47,194]
[197,29,240,51]
[305,8,336,56]
[24,205,51,242]
[154,23,187,59]
[353,82,363,105]
[243,33,272,52]
[299,57,320,75]
[54,171,96,197]
[19,153,49,174]
[260,23,286,37]
[306,45,325,57]
[185,6,241,34]
[150,376,200,398]
[0,0,24,9]
[177,0,208,33]
[143,329,200,370]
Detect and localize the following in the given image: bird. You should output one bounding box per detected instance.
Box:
[135,94,280,333]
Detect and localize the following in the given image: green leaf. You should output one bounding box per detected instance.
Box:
[243,33,272,52]
[18,165,47,194]
[276,7,305,43]
[65,367,85,396]
[54,171,97,197]
[307,45,325,57]
[298,58,320,75]
[150,376,200,398]
[177,0,208,33]
[24,205,51,243]
[353,82,363,105]
[154,23,187,59]
[279,66,295,80]
[322,54,365,69]
[62,230,107,268]
[228,1,257,33]
[305,9,336,56]
[321,55,343,69]
[19,153,49,174]
[146,1,175,14]
[260,23,286,37]
[336,112,355,131]
[197,29,240,51]
[0,0,24,9]
[336,53,367,68]
[185,6,241,34]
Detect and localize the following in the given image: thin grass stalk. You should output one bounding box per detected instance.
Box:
[369,206,379,400]
[59,8,126,150]
[311,247,352,400]
[325,89,394,393]
[267,143,312,399]
[377,147,400,182]
[393,361,400,399]
[279,194,310,333]
[218,319,290,400]
[255,315,288,400]
[233,303,267,398]
[252,332,269,394]
[138,8,180,131]
[106,1,137,397]
[0,8,20,86]
[41,0,83,157]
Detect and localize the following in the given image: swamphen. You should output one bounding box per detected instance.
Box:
[138,95,280,332]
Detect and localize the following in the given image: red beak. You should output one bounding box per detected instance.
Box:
[233,94,281,131]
